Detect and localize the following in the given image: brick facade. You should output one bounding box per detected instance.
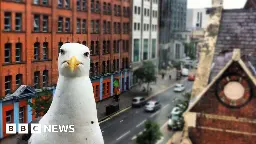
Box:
[0,0,131,98]
[188,60,256,143]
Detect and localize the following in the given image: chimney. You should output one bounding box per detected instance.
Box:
[212,0,223,7]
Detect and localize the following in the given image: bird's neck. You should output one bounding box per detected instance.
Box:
[47,75,98,122]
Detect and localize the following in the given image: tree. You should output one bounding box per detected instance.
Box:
[133,61,157,93]
[184,42,196,60]
[27,90,53,118]
[136,120,162,144]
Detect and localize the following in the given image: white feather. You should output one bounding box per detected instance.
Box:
[29,43,104,144]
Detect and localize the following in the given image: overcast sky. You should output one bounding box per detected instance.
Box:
[188,0,247,9]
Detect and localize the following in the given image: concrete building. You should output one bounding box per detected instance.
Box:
[0,0,132,139]
[186,8,210,31]
[131,0,159,83]
[159,0,187,68]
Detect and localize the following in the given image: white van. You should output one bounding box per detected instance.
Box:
[181,68,189,76]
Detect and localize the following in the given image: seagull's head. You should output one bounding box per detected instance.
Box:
[58,43,90,77]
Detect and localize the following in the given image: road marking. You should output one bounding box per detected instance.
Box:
[116,131,130,141]
[131,130,145,140]
[160,121,168,130]
[163,104,170,109]
[150,110,160,118]
[136,119,147,128]
[120,120,123,123]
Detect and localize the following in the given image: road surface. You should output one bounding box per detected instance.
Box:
[100,80,194,144]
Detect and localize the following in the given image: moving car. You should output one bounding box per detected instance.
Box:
[132,97,146,107]
[173,84,185,92]
[144,100,161,112]
[188,73,195,81]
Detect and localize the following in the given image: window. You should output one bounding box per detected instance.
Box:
[152,39,156,58]
[33,0,39,4]
[103,83,106,94]
[95,41,99,54]
[15,13,22,31]
[143,39,148,60]
[82,0,87,10]
[65,18,70,32]
[90,62,94,76]
[34,15,40,32]
[138,7,140,15]
[6,110,13,123]
[65,0,70,8]
[58,17,63,32]
[16,74,22,88]
[103,21,106,34]
[90,20,94,33]
[58,42,63,53]
[34,42,40,60]
[77,0,81,10]
[107,3,111,14]
[144,8,146,16]
[5,76,12,95]
[76,18,81,33]
[34,71,40,89]
[137,23,140,30]
[107,21,111,34]
[43,70,48,87]
[107,41,110,53]
[4,12,11,31]
[91,0,94,12]
[43,15,48,32]
[126,40,129,52]
[42,0,48,5]
[175,44,180,59]
[15,43,22,62]
[5,43,11,63]
[113,40,116,53]
[103,41,106,54]
[118,23,120,33]
[19,107,25,123]
[103,2,107,13]
[102,61,106,74]
[82,19,86,33]
[90,41,94,54]
[95,62,99,75]
[117,5,121,16]
[134,6,137,14]
[95,1,100,12]
[133,39,139,62]
[113,59,116,72]
[58,0,63,7]
[114,5,117,16]
[107,60,110,72]
[134,23,136,30]
[95,85,99,98]
[43,42,48,60]
[95,20,99,33]
[114,22,117,33]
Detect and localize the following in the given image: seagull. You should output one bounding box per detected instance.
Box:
[18,43,104,144]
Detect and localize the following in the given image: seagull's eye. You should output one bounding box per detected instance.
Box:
[84,52,89,57]
[60,49,65,55]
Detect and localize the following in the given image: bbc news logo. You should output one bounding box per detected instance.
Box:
[6,124,75,134]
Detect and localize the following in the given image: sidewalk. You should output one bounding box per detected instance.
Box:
[97,69,178,121]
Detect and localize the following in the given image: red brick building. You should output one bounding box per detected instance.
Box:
[0,0,132,139]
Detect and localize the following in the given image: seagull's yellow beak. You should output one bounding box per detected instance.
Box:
[67,56,80,72]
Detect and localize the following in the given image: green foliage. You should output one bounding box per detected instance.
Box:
[136,120,162,144]
[27,90,53,118]
[113,79,119,88]
[133,61,157,92]
[184,42,196,60]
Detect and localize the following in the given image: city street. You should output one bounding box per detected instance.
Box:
[100,80,194,144]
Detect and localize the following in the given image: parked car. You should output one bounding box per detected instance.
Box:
[132,97,146,107]
[181,68,189,76]
[175,102,188,112]
[188,73,195,81]
[167,107,185,131]
[144,100,161,112]
[173,84,185,92]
